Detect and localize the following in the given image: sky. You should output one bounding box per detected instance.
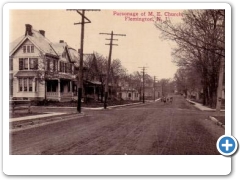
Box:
[9,9,183,79]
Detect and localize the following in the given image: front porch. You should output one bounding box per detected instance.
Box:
[46,79,74,102]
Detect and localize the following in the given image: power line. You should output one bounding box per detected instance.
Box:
[100,31,126,109]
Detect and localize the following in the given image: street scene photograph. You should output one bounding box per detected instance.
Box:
[9,8,225,155]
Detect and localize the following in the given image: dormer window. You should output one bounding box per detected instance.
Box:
[23,45,34,53]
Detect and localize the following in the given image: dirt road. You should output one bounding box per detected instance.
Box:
[10,96,224,155]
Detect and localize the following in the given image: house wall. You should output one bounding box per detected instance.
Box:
[13,77,45,99]
[120,91,140,101]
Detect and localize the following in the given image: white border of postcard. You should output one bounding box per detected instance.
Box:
[3,2,231,175]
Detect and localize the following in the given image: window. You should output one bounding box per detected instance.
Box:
[23,46,26,53]
[19,58,38,70]
[59,62,63,72]
[23,45,34,53]
[10,58,13,70]
[27,46,30,53]
[18,78,34,92]
[19,58,23,70]
[63,63,66,73]
[29,78,33,91]
[31,46,34,53]
[24,78,28,91]
[19,58,28,70]
[24,58,28,69]
[10,78,13,96]
[35,79,38,92]
[19,78,23,91]
[55,60,58,71]
[30,58,38,70]
[53,60,56,72]
[47,59,50,71]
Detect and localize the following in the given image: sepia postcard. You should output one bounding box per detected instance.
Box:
[3,2,232,176]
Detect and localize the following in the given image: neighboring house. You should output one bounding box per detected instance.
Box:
[116,80,140,101]
[74,53,103,101]
[9,24,78,101]
[117,87,140,101]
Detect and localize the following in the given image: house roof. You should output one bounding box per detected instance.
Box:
[51,42,79,63]
[74,54,96,68]
[67,47,79,63]
[10,28,58,57]
[14,71,38,77]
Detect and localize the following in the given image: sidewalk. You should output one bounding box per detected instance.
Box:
[186,99,225,129]
[186,99,225,112]
[9,100,158,123]
[9,112,67,122]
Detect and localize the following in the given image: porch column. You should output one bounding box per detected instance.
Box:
[93,86,96,100]
[70,81,73,99]
[58,79,61,101]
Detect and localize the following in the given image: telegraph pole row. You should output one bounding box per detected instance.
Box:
[68,9,100,113]
[138,67,148,103]
[100,31,126,109]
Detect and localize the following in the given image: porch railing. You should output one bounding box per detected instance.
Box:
[46,92,58,97]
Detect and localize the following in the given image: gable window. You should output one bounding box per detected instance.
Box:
[27,46,30,53]
[23,46,26,53]
[31,46,34,53]
[23,45,34,53]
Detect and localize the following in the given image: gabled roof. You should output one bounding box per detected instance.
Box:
[10,29,58,57]
[52,42,79,63]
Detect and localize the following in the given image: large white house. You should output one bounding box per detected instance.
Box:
[9,24,79,101]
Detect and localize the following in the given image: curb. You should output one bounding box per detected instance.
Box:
[209,116,225,128]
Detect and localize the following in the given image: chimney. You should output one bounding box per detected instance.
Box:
[59,40,64,43]
[39,30,45,37]
[25,24,33,36]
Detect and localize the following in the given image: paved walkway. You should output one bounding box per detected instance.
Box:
[9,112,67,122]
[186,99,225,111]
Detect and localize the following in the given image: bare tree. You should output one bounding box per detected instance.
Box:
[155,10,225,107]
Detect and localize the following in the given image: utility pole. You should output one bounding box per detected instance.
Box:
[138,67,147,103]
[68,9,100,113]
[100,31,126,109]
